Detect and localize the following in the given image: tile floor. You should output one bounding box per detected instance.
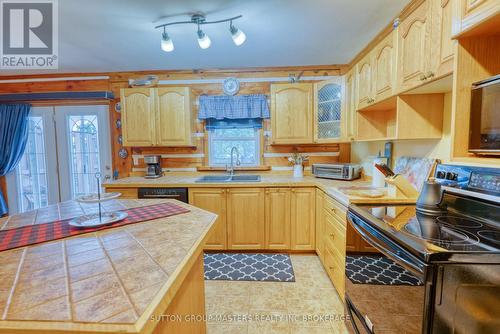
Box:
[205,254,350,334]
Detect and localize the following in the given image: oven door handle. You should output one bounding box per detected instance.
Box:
[347,212,426,279]
[345,295,373,334]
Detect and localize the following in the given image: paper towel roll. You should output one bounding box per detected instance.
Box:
[372,157,387,188]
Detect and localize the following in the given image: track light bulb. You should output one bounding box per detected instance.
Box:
[161,32,174,52]
[197,29,211,49]
[230,23,246,46]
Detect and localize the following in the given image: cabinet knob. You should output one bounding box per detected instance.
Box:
[420,74,427,81]
[330,233,335,239]
[329,266,335,270]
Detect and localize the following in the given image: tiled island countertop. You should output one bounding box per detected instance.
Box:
[103,173,417,206]
[0,199,216,334]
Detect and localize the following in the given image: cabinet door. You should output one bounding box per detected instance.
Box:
[189,188,227,250]
[121,88,156,146]
[428,0,455,78]
[397,0,430,92]
[372,31,397,102]
[264,188,291,249]
[345,224,358,253]
[355,54,374,110]
[290,188,316,250]
[315,190,325,259]
[271,83,313,144]
[227,188,265,249]
[156,87,193,146]
[344,70,357,141]
[313,77,345,142]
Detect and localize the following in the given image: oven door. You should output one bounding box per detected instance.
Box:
[345,212,429,334]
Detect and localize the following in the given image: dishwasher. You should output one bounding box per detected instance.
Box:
[137,188,188,203]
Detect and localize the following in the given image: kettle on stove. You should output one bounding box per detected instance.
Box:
[416,177,447,215]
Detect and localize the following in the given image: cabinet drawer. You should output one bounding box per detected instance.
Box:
[323,241,345,300]
[323,211,346,263]
[105,187,137,199]
[323,196,347,225]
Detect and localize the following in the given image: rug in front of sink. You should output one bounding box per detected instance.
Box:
[204,253,295,282]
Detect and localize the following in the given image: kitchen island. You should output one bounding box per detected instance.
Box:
[0,199,216,334]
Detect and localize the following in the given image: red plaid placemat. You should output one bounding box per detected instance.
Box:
[0,202,190,252]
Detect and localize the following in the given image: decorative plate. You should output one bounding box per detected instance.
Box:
[119,148,128,159]
[75,192,122,203]
[116,119,121,129]
[223,77,240,96]
[68,211,128,228]
[117,135,123,145]
[114,102,121,113]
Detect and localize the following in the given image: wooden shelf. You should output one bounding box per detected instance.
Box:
[356,94,444,142]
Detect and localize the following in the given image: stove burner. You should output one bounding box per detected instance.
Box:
[404,218,480,248]
[477,230,500,246]
[436,216,483,228]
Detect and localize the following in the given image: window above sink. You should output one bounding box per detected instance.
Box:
[207,119,261,167]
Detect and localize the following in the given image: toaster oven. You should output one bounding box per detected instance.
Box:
[312,163,361,180]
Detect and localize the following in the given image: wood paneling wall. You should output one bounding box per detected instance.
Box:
[0,66,350,178]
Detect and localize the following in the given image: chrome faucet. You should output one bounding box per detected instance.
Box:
[226,146,241,176]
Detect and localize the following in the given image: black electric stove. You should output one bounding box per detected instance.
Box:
[345,164,500,334]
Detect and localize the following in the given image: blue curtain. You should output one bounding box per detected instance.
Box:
[198,94,270,120]
[0,104,31,216]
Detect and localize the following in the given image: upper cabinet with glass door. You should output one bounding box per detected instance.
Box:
[313,77,346,143]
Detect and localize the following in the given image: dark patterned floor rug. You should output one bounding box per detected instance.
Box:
[346,255,423,286]
[204,253,295,282]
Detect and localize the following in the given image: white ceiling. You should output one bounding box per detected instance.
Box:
[2,0,411,75]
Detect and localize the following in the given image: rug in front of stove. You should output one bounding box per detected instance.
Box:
[346,255,423,286]
[204,253,295,282]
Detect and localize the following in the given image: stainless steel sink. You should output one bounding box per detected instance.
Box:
[195,174,261,183]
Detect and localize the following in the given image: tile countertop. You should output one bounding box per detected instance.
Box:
[103,173,418,206]
[0,199,216,334]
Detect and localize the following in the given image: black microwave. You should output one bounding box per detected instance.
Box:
[469,74,500,155]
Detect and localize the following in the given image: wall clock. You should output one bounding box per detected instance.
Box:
[223,77,240,95]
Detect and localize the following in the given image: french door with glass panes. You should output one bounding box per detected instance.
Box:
[7,105,112,214]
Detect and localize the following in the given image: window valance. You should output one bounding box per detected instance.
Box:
[198,94,270,120]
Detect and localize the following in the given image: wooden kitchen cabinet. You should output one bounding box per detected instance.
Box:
[290,188,316,250]
[227,188,265,249]
[313,77,345,142]
[315,190,325,258]
[344,70,357,141]
[397,0,430,92]
[459,0,500,35]
[121,87,193,147]
[264,188,291,249]
[355,53,374,110]
[270,83,314,144]
[121,88,156,146]
[372,30,398,103]
[189,188,227,250]
[427,0,455,78]
[156,87,193,146]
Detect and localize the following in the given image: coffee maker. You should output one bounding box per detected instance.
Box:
[144,155,162,179]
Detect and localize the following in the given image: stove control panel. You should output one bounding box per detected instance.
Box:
[435,164,500,196]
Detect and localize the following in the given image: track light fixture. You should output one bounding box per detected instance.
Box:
[161,28,174,52]
[230,21,246,46]
[155,14,246,52]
